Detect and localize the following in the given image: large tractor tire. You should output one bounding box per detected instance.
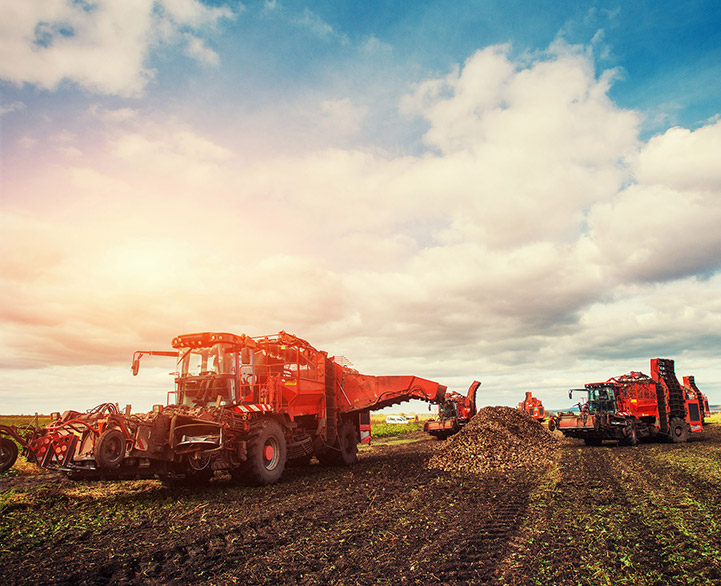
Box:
[335,420,358,466]
[668,417,689,443]
[94,429,127,469]
[318,420,358,466]
[0,437,19,474]
[244,419,287,485]
[622,419,639,446]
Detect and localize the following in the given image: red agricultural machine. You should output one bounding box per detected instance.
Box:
[549,358,704,445]
[0,331,456,484]
[683,376,710,422]
[518,392,545,421]
[423,381,480,439]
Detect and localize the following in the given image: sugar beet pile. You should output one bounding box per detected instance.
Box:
[428,406,557,474]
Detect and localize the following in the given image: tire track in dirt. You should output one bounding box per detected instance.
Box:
[497,445,704,585]
[3,437,538,586]
[593,445,721,585]
[608,437,721,584]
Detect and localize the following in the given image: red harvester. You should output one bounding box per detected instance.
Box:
[549,358,704,445]
[1,331,462,484]
[683,375,710,422]
[423,381,480,439]
[518,392,545,421]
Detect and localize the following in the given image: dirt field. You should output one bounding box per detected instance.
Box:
[2,419,720,586]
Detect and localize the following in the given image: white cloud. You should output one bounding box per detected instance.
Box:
[89,105,139,123]
[183,33,220,66]
[0,100,26,116]
[360,34,393,57]
[635,122,721,191]
[0,0,234,96]
[400,45,639,249]
[293,9,337,41]
[586,120,721,282]
[161,0,236,26]
[319,98,367,137]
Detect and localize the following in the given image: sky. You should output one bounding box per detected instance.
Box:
[1,0,721,415]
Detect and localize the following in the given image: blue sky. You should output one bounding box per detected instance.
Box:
[1,1,721,414]
[156,1,721,133]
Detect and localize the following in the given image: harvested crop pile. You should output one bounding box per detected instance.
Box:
[428,406,557,474]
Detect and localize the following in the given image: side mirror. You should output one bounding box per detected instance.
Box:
[568,390,573,399]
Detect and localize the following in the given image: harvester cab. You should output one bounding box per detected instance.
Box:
[172,334,248,408]
[582,383,616,415]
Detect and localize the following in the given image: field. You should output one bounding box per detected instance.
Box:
[1,414,720,586]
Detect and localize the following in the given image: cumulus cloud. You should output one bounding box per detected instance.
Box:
[400,44,639,248]
[0,0,234,96]
[585,120,721,282]
[2,41,720,412]
[635,123,721,191]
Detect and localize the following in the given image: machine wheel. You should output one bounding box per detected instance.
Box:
[547,418,556,432]
[0,437,19,474]
[668,417,689,443]
[244,419,287,485]
[622,420,639,446]
[336,421,358,466]
[94,429,126,469]
[318,420,359,466]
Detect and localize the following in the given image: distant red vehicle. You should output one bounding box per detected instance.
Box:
[518,392,545,421]
[424,381,481,439]
[549,358,704,445]
[683,376,710,422]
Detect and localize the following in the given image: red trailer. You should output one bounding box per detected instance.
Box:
[549,358,704,445]
[2,332,451,484]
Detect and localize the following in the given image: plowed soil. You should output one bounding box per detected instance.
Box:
[2,415,720,586]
